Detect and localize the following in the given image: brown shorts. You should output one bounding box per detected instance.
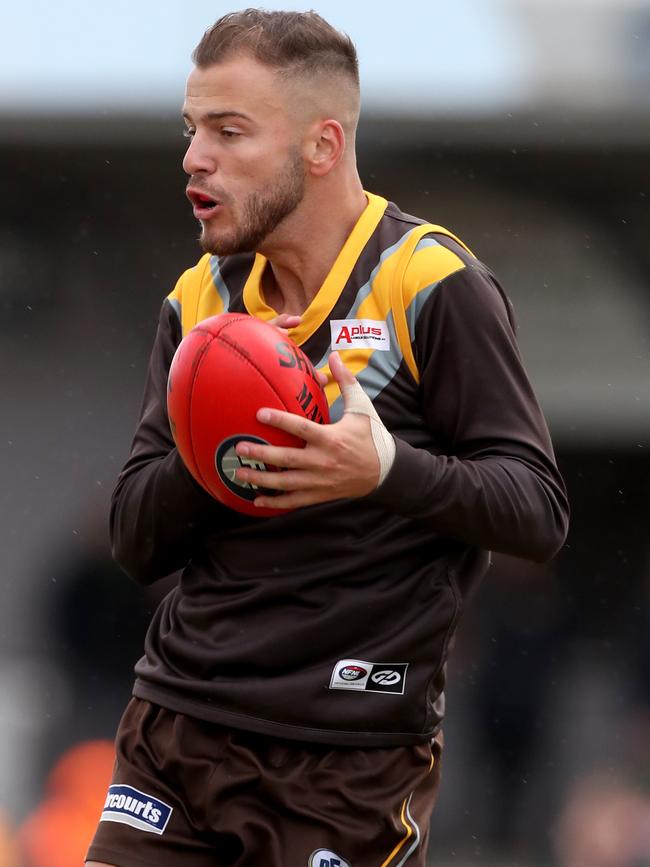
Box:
[86,698,442,867]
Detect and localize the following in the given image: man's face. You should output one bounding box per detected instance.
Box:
[182,54,306,256]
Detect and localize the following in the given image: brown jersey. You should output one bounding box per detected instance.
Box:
[111,192,569,747]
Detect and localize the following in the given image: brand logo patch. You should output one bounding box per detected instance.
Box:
[215,435,278,501]
[329,659,408,695]
[308,849,351,867]
[371,669,402,686]
[100,784,172,835]
[330,319,390,351]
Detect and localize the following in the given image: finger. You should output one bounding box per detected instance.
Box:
[269,313,302,334]
[256,407,326,443]
[236,439,315,470]
[328,351,375,414]
[253,490,330,511]
[328,351,360,397]
[235,466,306,491]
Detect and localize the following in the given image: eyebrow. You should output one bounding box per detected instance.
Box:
[182,110,252,123]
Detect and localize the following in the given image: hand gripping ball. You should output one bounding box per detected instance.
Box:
[167,313,330,517]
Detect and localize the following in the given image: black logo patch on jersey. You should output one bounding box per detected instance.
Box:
[368,666,407,692]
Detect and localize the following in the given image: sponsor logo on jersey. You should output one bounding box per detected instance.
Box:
[330,319,390,351]
[308,848,351,867]
[370,669,402,686]
[100,784,172,835]
[215,435,278,501]
[329,659,408,694]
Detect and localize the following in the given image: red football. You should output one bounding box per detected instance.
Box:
[167,313,330,517]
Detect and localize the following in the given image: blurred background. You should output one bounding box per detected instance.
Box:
[1,0,649,865]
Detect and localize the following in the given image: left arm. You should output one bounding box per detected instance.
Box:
[369,265,568,561]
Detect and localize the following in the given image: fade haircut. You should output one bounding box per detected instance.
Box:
[192,8,359,88]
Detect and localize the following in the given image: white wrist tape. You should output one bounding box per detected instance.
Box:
[342,380,396,486]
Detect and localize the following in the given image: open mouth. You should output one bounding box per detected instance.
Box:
[195,192,217,208]
[187,189,220,217]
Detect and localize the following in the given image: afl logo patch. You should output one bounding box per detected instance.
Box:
[215,435,277,501]
[339,665,367,681]
[308,849,351,867]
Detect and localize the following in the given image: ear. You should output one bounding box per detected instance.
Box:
[306,119,346,177]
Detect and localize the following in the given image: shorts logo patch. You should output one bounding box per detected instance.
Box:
[100,784,172,835]
[329,659,408,695]
[308,848,351,867]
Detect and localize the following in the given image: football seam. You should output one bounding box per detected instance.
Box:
[210,328,295,414]
[194,320,322,424]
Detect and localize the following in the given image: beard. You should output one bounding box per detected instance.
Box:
[198,147,305,256]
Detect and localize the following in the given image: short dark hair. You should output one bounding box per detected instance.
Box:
[192,8,359,86]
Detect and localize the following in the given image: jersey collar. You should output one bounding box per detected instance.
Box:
[242,191,388,346]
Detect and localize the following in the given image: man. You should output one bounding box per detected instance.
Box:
[87,9,569,867]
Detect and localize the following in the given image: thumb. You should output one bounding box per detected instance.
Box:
[329,352,378,410]
[329,351,363,402]
[328,351,396,487]
[328,351,374,414]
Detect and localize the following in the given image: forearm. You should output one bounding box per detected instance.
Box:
[371,437,568,562]
[110,447,218,584]
[370,261,569,561]
[110,298,229,584]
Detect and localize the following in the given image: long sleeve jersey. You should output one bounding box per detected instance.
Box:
[111,192,569,747]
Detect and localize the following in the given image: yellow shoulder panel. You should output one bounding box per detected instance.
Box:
[393,224,475,383]
[403,244,466,304]
[166,254,223,337]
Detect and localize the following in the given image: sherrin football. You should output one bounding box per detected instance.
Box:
[167,313,330,517]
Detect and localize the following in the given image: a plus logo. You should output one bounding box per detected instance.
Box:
[308,849,350,867]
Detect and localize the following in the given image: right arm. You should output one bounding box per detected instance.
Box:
[110,300,230,585]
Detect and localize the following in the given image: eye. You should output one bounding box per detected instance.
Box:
[221,129,239,139]
[183,127,195,139]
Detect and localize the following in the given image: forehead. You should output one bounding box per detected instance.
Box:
[183,54,287,120]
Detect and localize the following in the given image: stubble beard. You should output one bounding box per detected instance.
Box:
[199,148,305,256]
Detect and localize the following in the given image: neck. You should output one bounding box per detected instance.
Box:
[259,178,367,315]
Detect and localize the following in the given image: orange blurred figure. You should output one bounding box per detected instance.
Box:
[18,740,115,867]
[553,772,650,867]
[0,809,18,867]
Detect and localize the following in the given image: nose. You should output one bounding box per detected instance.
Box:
[182,132,216,176]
